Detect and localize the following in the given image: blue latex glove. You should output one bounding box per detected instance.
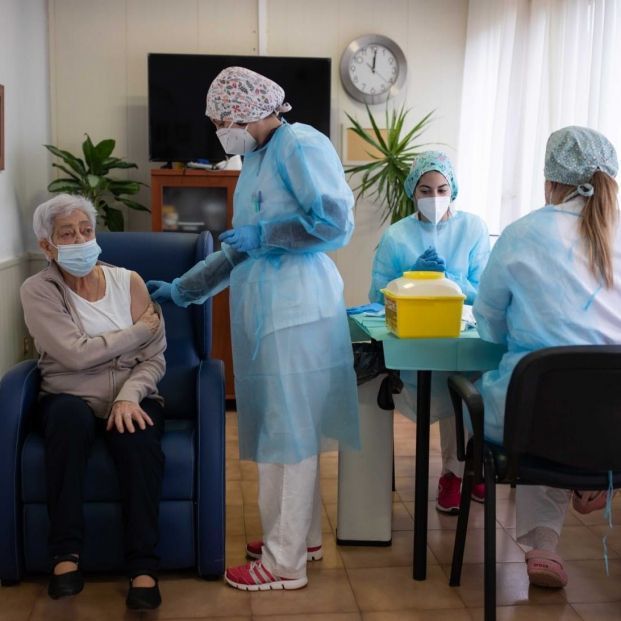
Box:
[346,302,385,316]
[413,246,446,272]
[218,225,261,252]
[146,280,173,303]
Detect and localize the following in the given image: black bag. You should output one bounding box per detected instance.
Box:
[352,341,403,410]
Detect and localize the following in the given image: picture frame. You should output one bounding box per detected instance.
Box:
[0,85,4,171]
[341,124,388,165]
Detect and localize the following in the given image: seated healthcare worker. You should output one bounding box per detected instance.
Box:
[474,126,620,588]
[147,66,360,591]
[369,151,490,514]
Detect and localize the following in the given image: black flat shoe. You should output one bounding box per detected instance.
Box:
[48,555,84,600]
[126,577,161,610]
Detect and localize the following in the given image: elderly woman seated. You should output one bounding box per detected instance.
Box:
[20,194,166,610]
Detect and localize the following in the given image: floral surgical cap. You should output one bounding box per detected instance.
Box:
[404,151,458,201]
[205,66,292,124]
[544,126,618,197]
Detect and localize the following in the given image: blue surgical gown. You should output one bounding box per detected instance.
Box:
[369,211,490,422]
[475,197,621,445]
[228,122,360,463]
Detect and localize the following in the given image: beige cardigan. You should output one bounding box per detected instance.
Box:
[20,262,166,418]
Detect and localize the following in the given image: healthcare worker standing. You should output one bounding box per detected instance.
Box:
[475,126,620,588]
[369,151,490,513]
[147,67,359,591]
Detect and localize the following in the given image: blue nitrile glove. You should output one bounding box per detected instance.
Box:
[346,302,385,316]
[146,280,173,303]
[218,225,261,252]
[412,246,446,272]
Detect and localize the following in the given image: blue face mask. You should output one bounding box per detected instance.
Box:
[52,238,102,277]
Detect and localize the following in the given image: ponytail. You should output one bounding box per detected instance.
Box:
[579,171,619,288]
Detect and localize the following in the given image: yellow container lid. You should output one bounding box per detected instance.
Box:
[382,271,465,300]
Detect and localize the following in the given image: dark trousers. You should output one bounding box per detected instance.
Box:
[38,394,165,577]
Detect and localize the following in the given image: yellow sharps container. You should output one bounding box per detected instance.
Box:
[381,271,466,338]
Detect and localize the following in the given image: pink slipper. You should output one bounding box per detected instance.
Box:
[572,490,611,515]
[526,549,568,588]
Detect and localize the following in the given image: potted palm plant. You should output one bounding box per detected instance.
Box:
[345,106,434,224]
[45,134,149,231]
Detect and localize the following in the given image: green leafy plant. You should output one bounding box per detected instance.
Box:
[44,134,149,231]
[345,106,434,224]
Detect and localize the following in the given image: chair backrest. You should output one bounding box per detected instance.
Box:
[97,231,213,419]
[503,345,621,471]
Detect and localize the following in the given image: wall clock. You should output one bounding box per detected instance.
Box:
[340,34,407,105]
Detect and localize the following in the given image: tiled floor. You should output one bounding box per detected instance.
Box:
[3,410,621,620]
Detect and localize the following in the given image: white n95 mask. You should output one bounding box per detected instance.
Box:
[216,125,257,155]
[417,196,451,224]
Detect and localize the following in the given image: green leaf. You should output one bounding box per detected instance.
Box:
[87,174,104,190]
[103,157,138,170]
[102,205,125,231]
[108,180,142,195]
[95,138,115,161]
[82,134,97,170]
[51,163,81,181]
[118,197,150,212]
[47,178,82,193]
[44,144,87,176]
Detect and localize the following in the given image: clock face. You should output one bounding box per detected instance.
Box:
[340,35,407,104]
[349,45,398,97]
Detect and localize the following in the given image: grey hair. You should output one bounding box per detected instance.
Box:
[33,194,98,241]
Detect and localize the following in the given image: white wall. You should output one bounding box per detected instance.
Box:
[48,0,468,305]
[0,0,51,373]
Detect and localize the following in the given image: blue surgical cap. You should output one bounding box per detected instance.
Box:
[544,126,618,189]
[404,151,458,201]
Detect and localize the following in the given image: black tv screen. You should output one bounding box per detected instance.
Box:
[148,53,331,163]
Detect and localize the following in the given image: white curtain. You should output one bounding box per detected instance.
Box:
[456,0,621,234]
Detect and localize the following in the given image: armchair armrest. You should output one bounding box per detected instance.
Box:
[195,358,226,578]
[0,360,40,582]
[447,373,485,484]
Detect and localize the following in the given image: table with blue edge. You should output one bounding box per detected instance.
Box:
[345,313,505,581]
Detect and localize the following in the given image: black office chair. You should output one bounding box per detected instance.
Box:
[446,345,621,621]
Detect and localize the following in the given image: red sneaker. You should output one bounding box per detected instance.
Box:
[471,482,486,503]
[224,560,308,591]
[246,540,323,561]
[436,472,462,514]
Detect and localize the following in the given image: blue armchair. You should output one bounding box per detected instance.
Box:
[0,232,226,584]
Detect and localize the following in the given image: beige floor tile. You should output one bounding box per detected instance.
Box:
[571,496,621,527]
[307,536,344,570]
[395,477,415,502]
[240,480,258,505]
[556,526,618,561]
[29,579,139,621]
[227,535,252,567]
[440,562,568,608]
[226,459,242,481]
[362,610,472,621]
[394,456,416,478]
[227,503,246,537]
[249,568,357,616]
[0,580,43,621]
[321,479,339,505]
[242,504,262,537]
[405,500,493,531]
[147,576,252,618]
[427,526,525,565]
[572,601,621,620]
[562,559,621,603]
[226,440,240,461]
[347,565,464,611]
[227,480,244,507]
[468,604,582,621]
[256,614,361,621]
[392,501,414,531]
[240,460,258,481]
[589,525,621,556]
[339,531,437,569]
[326,502,338,532]
[320,452,340,479]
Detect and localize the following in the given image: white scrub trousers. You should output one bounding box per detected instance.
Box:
[258,455,322,579]
[516,485,571,547]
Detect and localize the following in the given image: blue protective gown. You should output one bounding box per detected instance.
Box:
[369,211,490,305]
[474,197,621,445]
[226,122,360,463]
[369,210,490,421]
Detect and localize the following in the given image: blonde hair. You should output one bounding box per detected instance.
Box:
[578,172,618,288]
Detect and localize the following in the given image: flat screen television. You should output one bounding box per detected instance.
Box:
[148,53,331,163]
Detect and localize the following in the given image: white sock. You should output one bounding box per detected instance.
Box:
[533,526,559,552]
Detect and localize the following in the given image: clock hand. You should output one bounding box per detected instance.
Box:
[372,49,377,72]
